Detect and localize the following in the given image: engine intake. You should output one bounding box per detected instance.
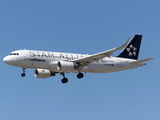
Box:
[34,69,55,78]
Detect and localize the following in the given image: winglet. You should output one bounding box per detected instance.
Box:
[124,36,130,47]
[107,36,130,54]
[118,36,130,49]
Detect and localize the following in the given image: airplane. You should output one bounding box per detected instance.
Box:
[3,35,154,83]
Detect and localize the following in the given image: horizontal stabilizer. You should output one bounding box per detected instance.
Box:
[129,58,154,65]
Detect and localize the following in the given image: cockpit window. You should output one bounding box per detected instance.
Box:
[10,53,19,55]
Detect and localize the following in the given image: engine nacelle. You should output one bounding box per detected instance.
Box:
[34,69,55,78]
[49,61,58,70]
[57,61,75,71]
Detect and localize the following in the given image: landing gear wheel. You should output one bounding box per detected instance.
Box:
[77,73,84,79]
[61,78,68,84]
[21,67,26,77]
[21,73,26,77]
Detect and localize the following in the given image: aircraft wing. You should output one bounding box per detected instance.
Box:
[72,37,130,67]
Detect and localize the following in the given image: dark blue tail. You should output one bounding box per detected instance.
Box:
[117,35,142,60]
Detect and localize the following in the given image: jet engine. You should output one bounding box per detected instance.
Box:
[57,61,76,71]
[34,69,55,78]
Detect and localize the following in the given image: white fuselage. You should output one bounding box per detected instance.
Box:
[3,50,145,73]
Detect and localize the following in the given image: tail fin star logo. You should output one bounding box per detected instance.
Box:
[127,44,137,56]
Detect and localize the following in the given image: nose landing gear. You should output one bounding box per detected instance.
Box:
[21,67,26,77]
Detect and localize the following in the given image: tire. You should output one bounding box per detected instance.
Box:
[21,73,26,77]
[77,73,84,79]
[61,78,68,83]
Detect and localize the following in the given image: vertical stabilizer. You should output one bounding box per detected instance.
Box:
[117,35,142,60]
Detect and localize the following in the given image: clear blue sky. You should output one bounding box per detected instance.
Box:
[0,1,159,120]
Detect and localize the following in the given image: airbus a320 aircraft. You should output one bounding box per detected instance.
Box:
[3,35,154,83]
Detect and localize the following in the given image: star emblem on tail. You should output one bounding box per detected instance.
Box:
[127,44,137,56]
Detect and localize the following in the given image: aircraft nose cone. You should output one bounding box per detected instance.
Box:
[3,56,12,64]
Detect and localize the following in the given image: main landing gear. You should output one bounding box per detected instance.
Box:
[60,73,68,84]
[60,72,84,84]
[77,73,84,79]
[21,67,26,77]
